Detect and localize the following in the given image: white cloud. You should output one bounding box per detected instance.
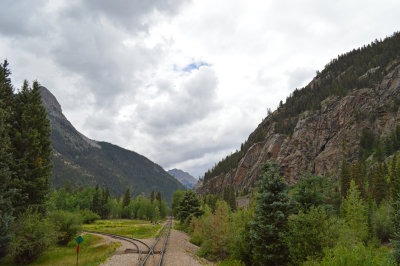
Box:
[1,0,400,178]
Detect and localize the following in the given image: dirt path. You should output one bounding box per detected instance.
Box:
[88,232,141,266]
[163,228,214,266]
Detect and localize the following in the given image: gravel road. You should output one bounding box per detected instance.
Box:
[162,228,214,266]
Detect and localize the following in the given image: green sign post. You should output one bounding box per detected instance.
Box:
[75,236,84,266]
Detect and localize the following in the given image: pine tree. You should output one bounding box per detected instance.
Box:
[372,163,388,204]
[229,185,236,211]
[249,162,290,265]
[11,80,52,215]
[122,188,131,207]
[156,191,161,202]
[91,184,102,215]
[341,180,368,242]
[64,180,73,194]
[0,98,14,258]
[391,154,400,201]
[177,190,203,223]
[340,160,351,197]
[101,187,111,219]
[150,190,155,203]
[392,200,400,264]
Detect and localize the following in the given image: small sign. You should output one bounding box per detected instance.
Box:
[75,236,84,244]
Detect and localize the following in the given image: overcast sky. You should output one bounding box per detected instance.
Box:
[1,0,399,178]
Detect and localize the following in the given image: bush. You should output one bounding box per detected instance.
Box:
[317,243,393,266]
[50,210,82,245]
[9,210,57,264]
[79,209,100,224]
[216,259,245,266]
[373,202,393,243]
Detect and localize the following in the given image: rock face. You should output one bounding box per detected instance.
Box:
[168,169,198,189]
[39,87,185,202]
[196,63,400,195]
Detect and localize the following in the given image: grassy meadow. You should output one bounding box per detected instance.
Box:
[0,234,120,266]
[83,219,162,239]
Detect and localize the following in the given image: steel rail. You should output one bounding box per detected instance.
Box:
[83,230,153,265]
[157,219,172,266]
[140,219,172,266]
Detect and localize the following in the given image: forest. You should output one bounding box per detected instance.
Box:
[174,157,400,265]
[0,61,170,264]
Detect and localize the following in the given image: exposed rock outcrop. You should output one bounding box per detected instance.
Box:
[196,64,400,195]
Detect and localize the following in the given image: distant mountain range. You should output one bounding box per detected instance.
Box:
[39,87,185,203]
[167,169,197,189]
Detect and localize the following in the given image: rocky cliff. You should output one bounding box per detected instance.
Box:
[196,38,400,195]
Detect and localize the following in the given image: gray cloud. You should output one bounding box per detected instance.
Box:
[0,0,48,37]
[1,0,400,179]
[138,66,219,132]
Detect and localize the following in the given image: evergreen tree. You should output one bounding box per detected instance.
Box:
[341,180,368,242]
[229,185,236,211]
[340,160,351,198]
[223,185,236,211]
[122,188,131,207]
[91,184,102,215]
[11,81,52,215]
[0,99,14,258]
[101,187,111,219]
[292,174,325,211]
[64,180,73,194]
[0,60,14,119]
[249,162,290,265]
[150,189,155,203]
[372,163,387,204]
[156,191,161,202]
[392,194,400,264]
[177,190,203,223]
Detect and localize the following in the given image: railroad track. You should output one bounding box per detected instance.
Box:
[84,218,173,266]
[140,218,172,266]
[83,230,153,265]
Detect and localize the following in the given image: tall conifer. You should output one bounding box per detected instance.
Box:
[0,94,14,257]
[122,188,131,207]
[340,160,351,197]
[249,162,290,265]
[11,81,52,215]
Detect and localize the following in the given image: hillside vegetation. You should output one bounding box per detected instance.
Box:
[203,32,400,183]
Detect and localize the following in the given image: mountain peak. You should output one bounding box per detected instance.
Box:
[39,86,62,114]
[168,168,197,189]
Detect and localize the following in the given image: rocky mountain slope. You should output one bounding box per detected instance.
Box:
[168,168,197,189]
[39,87,185,202]
[196,33,400,195]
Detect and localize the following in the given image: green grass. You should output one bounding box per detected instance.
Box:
[83,219,162,239]
[0,234,120,266]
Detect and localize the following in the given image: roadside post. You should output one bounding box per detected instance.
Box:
[75,235,84,266]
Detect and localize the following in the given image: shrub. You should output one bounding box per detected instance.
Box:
[216,259,245,266]
[317,243,393,266]
[373,201,393,243]
[9,210,57,264]
[50,210,82,244]
[287,206,337,264]
[79,209,100,224]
